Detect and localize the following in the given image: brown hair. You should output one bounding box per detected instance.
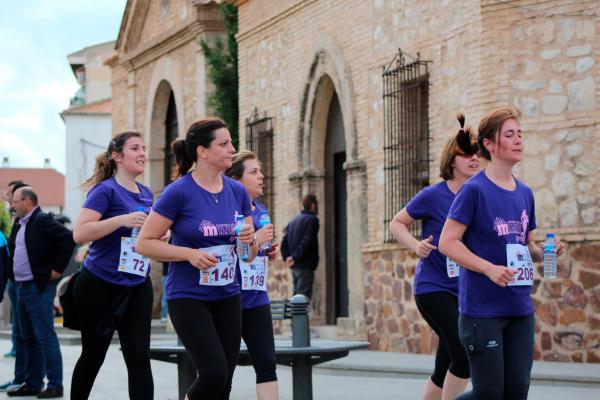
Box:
[439,113,478,180]
[477,107,522,160]
[171,118,228,178]
[224,150,258,181]
[82,131,143,190]
[302,194,318,211]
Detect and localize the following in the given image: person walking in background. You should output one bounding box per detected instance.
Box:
[225,150,280,400]
[281,194,319,299]
[7,186,75,398]
[389,114,478,400]
[136,118,257,400]
[439,107,565,399]
[70,132,155,400]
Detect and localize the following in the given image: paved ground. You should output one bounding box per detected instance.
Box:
[0,338,598,399]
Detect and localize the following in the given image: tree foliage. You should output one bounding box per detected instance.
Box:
[200,3,239,147]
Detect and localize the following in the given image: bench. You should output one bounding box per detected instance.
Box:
[149,295,369,400]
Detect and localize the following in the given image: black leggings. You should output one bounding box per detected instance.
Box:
[71,269,154,400]
[168,295,242,400]
[457,313,535,400]
[242,304,277,383]
[414,291,470,388]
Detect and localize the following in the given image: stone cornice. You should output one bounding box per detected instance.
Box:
[343,159,365,172]
[287,168,326,182]
[236,0,318,43]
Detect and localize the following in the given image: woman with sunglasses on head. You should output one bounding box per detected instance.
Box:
[136,118,257,400]
[225,150,280,400]
[71,132,154,399]
[439,108,564,399]
[389,115,478,400]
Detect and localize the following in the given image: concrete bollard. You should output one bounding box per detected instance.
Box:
[288,294,310,348]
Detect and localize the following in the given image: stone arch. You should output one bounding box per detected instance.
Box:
[293,33,366,335]
[144,57,185,192]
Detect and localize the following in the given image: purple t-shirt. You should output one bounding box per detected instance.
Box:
[447,171,537,318]
[239,200,271,309]
[83,177,153,286]
[153,174,252,301]
[406,181,458,297]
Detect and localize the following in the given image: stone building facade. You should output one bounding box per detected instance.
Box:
[234,0,600,363]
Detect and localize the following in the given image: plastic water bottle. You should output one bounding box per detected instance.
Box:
[235,215,251,262]
[543,233,557,279]
[258,211,271,252]
[130,206,146,244]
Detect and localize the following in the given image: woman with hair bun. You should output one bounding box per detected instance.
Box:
[71,131,154,399]
[439,108,565,399]
[389,114,478,400]
[136,118,257,400]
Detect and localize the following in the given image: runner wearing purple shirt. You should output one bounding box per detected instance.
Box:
[225,150,280,400]
[439,108,565,400]
[71,132,154,400]
[389,114,478,400]
[136,118,257,400]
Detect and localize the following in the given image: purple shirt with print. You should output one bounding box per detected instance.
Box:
[83,177,154,286]
[13,207,39,282]
[447,171,537,318]
[406,181,458,297]
[239,200,270,309]
[153,174,251,301]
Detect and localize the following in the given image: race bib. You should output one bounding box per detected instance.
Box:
[446,257,460,278]
[240,256,268,291]
[199,245,237,287]
[506,244,534,286]
[118,237,150,277]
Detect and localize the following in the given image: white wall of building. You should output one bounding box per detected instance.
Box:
[63,113,111,222]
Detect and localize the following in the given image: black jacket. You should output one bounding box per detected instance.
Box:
[281,210,319,271]
[9,207,76,292]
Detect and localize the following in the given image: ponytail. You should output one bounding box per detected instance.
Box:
[81,131,142,190]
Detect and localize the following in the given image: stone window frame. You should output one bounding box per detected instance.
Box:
[382,50,432,242]
[245,107,275,219]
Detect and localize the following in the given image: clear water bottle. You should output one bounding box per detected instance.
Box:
[258,211,271,252]
[235,215,251,262]
[543,233,557,279]
[130,206,146,244]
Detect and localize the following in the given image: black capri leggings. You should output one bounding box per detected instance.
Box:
[414,291,470,388]
[457,313,535,400]
[242,304,277,383]
[168,295,242,400]
[71,268,154,400]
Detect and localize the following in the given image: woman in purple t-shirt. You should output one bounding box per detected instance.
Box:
[439,108,565,399]
[225,150,280,400]
[389,115,478,400]
[136,118,257,400]
[71,131,154,399]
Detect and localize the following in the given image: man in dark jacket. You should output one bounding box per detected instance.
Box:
[7,187,75,398]
[281,194,319,299]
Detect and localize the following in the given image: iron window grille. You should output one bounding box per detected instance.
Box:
[245,107,275,218]
[383,50,431,242]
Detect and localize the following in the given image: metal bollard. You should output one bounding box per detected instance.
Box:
[288,294,310,347]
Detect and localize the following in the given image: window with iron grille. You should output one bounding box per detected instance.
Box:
[245,108,274,217]
[383,50,431,242]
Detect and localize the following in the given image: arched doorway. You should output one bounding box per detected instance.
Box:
[325,92,348,323]
[164,91,178,185]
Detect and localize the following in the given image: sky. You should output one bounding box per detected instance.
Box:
[0,0,128,174]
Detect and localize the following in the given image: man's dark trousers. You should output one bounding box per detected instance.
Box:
[292,268,314,299]
[16,280,61,391]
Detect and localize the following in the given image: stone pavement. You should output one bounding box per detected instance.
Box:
[0,337,598,399]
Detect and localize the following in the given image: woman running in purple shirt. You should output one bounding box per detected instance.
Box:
[136,118,257,400]
[439,108,565,399]
[71,131,154,399]
[225,150,280,400]
[389,115,478,400]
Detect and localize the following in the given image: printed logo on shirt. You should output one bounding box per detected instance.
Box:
[198,220,234,237]
[486,340,499,348]
[493,209,529,244]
